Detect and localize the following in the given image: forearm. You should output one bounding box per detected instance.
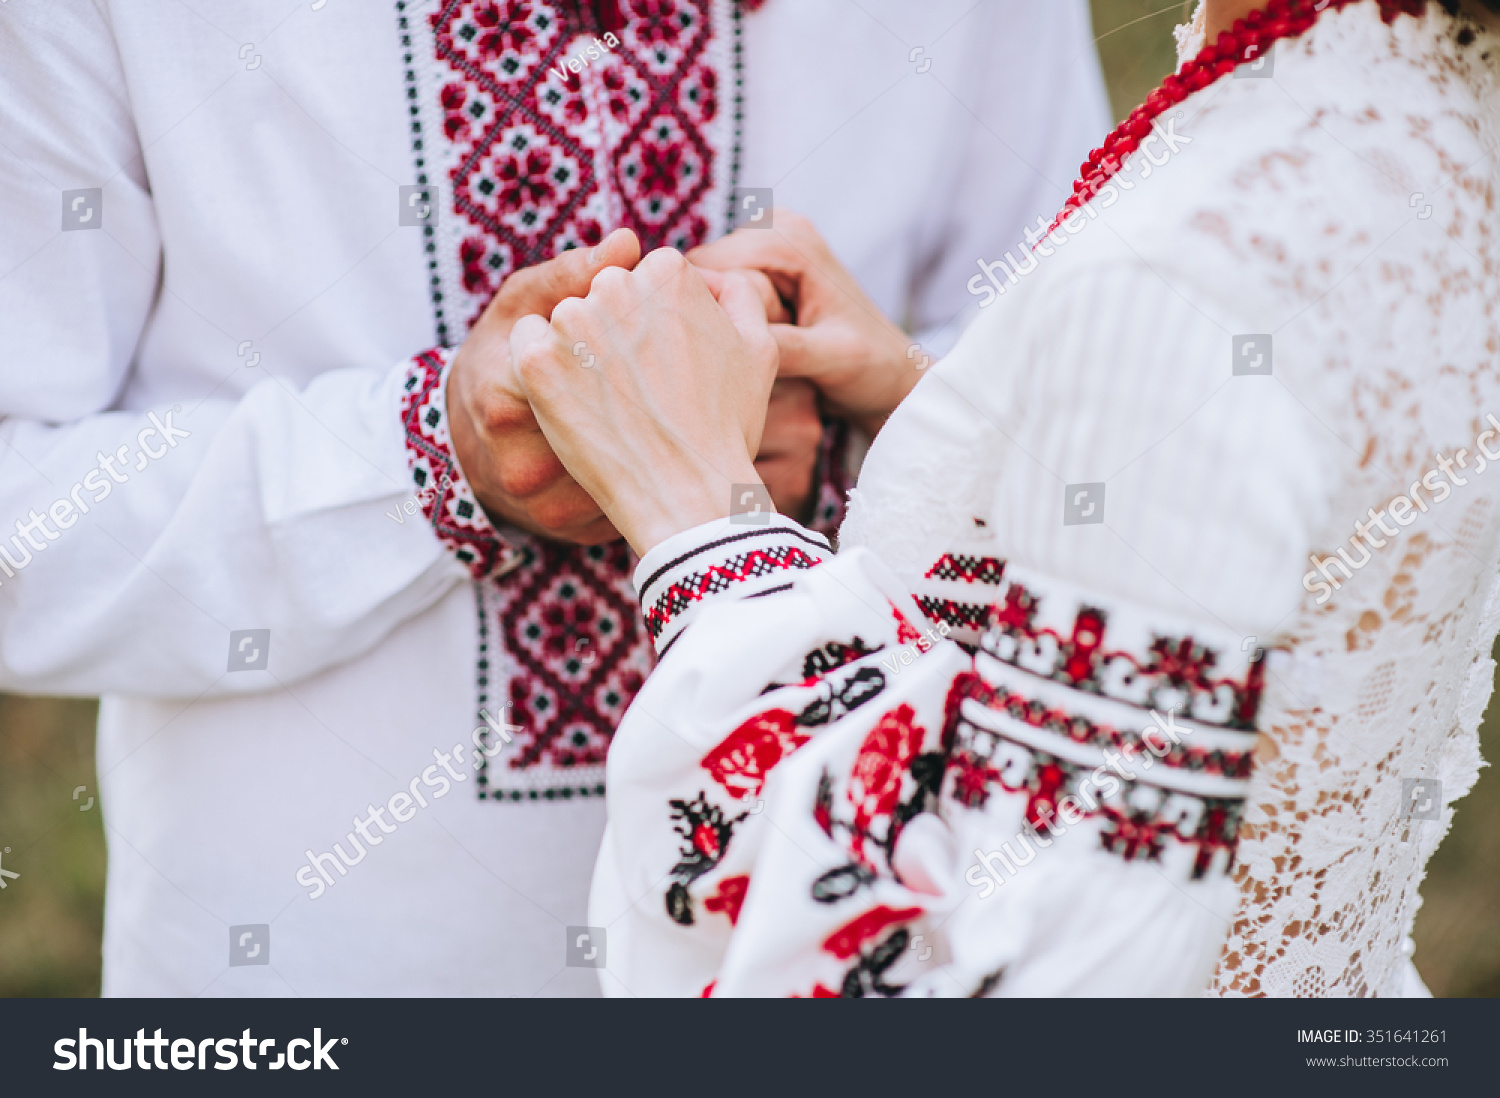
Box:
[0,360,465,697]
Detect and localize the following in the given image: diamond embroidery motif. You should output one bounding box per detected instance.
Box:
[483,539,655,797]
[400,0,844,798]
[399,0,740,797]
[415,0,737,333]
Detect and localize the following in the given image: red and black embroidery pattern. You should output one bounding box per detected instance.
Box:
[476,535,658,798]
[665,792,750,925]
[673,652,893,926]
[786,636,881,683]
[914,594,995,633]
[803,904,923,998]
[701,710,811,800]
[944,671,1252,878]
[982,585,1264,729]
[811,703,946,870]
[400,350,515,579]
[395,0,762,798]
[402,0,742,342]
[642,540,826,645]
[924,553,1005,585]
[950,670,1254,781]
[791,557,1260,995]
[913,554,1266,729]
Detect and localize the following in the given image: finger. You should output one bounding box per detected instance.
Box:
[687,212,820,296]
[767,322,832,379]
[699,266,789,323]
[715,270,774,349]
[630,246,695,297]
[765,377,820,424]
[757,380,824,458]
[498,228,642,319]
[508,312,565,400]
[689,236,802,303]
[686,210,814,270]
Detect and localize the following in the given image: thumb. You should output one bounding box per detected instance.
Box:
[498,228,642,319]
[768,322,831,379]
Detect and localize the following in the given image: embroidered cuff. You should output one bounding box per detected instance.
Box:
[634,516,833,656]
[399,347,521,579]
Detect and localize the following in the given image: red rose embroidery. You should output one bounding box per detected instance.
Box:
[701,710,810,799]
[847,703,926,858]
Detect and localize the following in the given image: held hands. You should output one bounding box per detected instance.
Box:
[448,229,820,544]
[448,229,643,544]
[449,214,905,554]
[689,210,922,438]
[509,248,779,557]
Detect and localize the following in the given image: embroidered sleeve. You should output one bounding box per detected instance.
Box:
[633,517,833,656]
[591,541,1262,998]
[399,347,522,579]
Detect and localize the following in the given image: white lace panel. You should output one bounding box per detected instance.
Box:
[846,2,1500,998]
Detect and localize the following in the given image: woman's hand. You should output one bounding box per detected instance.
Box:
[689,210,922,437]
[508,247,780,556]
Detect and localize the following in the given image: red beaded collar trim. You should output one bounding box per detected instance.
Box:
[1055,0,1434,228]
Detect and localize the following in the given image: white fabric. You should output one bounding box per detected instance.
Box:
[0,0,1108,994]
[593,2,1500,996]
[599,522,1253,996]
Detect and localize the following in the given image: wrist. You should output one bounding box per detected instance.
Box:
[445,342,526,523]
[444,349,489,496]
[617,461,762,557]
[399,347,514,578]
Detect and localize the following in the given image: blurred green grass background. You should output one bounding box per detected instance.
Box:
[0,0,1495,998]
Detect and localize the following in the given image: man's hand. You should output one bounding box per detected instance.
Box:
[448,231,818,544]
[689,210,922,438]
[704,268,822,523]
[754,378,824,525]
[447,228,642,545]
[509,248,778,557]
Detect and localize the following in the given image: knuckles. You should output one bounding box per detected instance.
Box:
[587,264,632,300]
[547,295,591,334]
[494,449,566,500]
[634,246,689,285]
[470,380,533,437]
[526,488,602,533]
[511,329,565,392]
